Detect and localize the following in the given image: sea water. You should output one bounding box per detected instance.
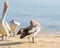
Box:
[0,0,60,33]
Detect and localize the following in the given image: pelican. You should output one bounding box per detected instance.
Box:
[19,20,41,43]
[0,1,10,40]
[9,19,20,36]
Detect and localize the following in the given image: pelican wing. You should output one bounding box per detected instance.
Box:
[4,22,11,32]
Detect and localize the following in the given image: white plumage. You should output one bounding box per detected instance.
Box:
[28,26,41,43]
[0,1,10,40]
[28,20,41,43]
[9,19,20,36]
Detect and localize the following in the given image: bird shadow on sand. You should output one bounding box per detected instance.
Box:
[0,42,24,46]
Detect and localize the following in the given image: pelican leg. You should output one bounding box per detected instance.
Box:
[10,31,13,37]
[2,35,4,40]
[5,35,8,40]
[13,32,15,37]
[9,31,12,37]
[2,35,5,40]
[32,37,34,43]
[28,36,30,42]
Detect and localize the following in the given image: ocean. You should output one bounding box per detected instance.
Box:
[0,0,60,33]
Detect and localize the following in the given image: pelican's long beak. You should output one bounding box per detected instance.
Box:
[1,1,9,21]
[2,1,9,17]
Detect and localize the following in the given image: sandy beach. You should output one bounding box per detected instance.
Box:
[0,33,60,48]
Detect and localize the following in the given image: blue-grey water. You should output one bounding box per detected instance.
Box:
[0,0,60,33]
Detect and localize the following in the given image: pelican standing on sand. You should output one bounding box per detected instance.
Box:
[19,20,41,43]
[9,19,20,37]
[0,1,11,40]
